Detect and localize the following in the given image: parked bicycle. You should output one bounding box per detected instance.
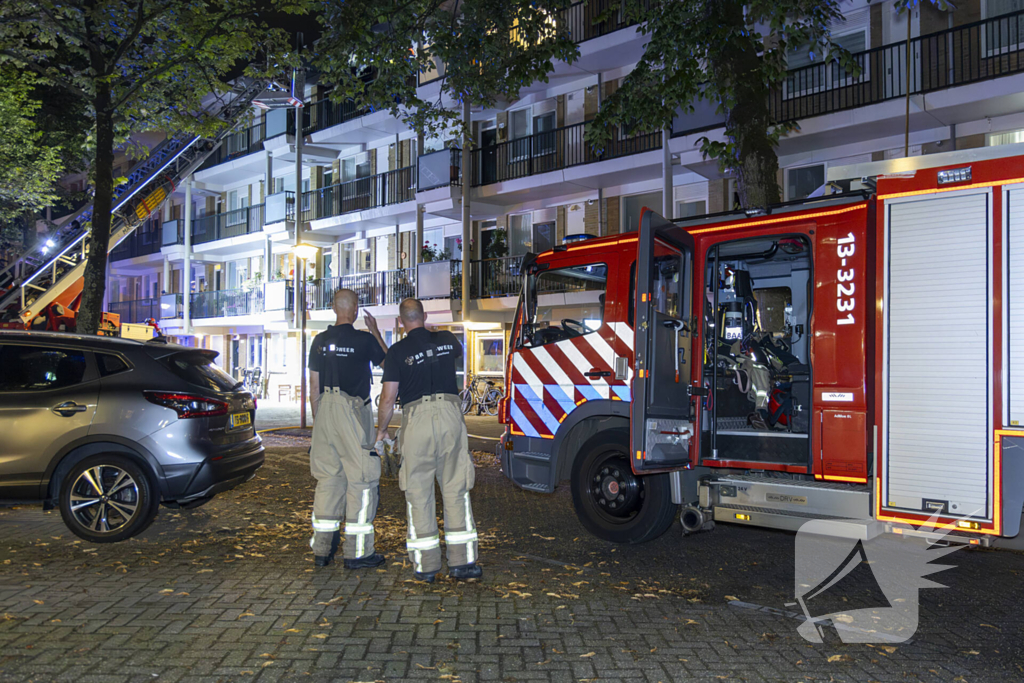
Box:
[459,375,504,416]
[242,366,262,397]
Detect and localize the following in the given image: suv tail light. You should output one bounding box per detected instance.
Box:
[144,391,229,418]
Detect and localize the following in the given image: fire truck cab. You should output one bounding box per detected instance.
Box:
[499,145,1024,547]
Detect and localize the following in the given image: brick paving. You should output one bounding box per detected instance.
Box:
[1,441,1023,682]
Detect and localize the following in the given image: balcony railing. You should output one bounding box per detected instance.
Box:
[265,191,295,224]
[110,218,162,261]
[417,148,462,191]
[190,287,264,319]
[473,255,523,298]
[161,293,183,318]
[308,268,417,310]
[301,167,415,222]
[108,297,161,324]
[305,97,369,134]
[198,122,266,171]
[559,0,650,44]
[192,204,265,245]
[471,122,660,186]
[650,8,1024,140]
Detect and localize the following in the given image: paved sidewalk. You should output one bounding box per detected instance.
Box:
[1,445,1022,682]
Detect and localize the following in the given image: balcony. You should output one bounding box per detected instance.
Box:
[197,122,266,171]
[111,218,162,261]
[307,268,416,310]
[470,122,661,187]
[417,148,462,191]
[108,297,162,324]
[473,255,523,298]
[419,0,648,86]
[265,191,295,225]
[559,0,649,45]
[301,167,415,223]
[192,204,265,245]
[190,287,265,319]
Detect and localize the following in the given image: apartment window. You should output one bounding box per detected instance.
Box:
[985,0,1024,54]
[533,222,555,253]
[510,109,531,140]
[785,9,869,98]
[323,169,334,187]
[786,164,825,201]
[621,191,662,233]
[675,199,707,220]
[509,214,532,256]
[988,129,1024,146]
[341,152,371,182]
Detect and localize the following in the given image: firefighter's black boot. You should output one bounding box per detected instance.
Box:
[414,570,438,583]
[344,553,386,570]
[314,555,332,568]
[448,563,483,580]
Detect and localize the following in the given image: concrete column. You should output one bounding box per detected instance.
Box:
[265,150,273,198]
[183,178,193,333]
[162,255,170,295]
[293,101,304,330]
[461,98,471,319]
[662,127,673,218]
[263,236,272,283]
[415,128,424,266]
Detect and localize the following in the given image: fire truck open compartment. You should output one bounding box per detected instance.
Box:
[702,235,812,466]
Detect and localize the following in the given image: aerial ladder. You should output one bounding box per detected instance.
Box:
[0,77,274,331]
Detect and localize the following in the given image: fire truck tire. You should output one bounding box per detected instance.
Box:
[570,429,676,544]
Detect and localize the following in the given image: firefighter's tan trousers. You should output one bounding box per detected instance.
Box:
[309,389,380,560]
[398,393,478,574]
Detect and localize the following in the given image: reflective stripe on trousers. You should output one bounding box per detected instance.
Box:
[309,390,381,559]
[399,396,477,573]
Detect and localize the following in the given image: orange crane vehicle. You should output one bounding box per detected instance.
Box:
[0,78,280,336]
[498,144,1024,549]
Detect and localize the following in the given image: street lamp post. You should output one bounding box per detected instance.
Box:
[293,242,317,430]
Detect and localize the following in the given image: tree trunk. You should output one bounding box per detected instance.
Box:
[77,85,114,336]
[710,0,781,211]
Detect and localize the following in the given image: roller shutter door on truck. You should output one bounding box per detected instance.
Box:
[884,190,991,520]
[1006,187,1024,429]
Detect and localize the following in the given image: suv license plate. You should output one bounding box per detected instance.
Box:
[231,412,251,428]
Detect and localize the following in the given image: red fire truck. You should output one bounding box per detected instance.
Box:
[498,146,1024,547]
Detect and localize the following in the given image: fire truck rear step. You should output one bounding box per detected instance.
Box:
[699,474,872,536]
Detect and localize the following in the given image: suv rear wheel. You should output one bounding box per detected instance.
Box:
[570,429,677,544]
[58,454,159,543]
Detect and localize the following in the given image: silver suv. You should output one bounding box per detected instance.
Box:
[0,331,264,542]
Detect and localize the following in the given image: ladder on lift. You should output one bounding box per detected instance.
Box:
[0,77,270,326]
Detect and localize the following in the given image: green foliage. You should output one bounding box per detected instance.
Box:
[314,0,580,141]
[0,1,307,158]
[0,0,310,332]
[421,240,451,262]
[0,69,65,247]
[587,0,852,208]
[484,227,507,259]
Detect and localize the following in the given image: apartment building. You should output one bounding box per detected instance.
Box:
[104,0,1024,401]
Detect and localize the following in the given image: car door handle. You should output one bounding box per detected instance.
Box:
[52,401,88,417]
[584,370,611,378]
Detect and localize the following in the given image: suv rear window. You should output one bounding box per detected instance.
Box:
[163,352,239,392]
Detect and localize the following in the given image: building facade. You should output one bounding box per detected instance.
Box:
[104,0,1024,401]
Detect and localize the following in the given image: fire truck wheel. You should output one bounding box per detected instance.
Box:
[570,430,676,544]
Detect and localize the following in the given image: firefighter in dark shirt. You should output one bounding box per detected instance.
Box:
[308,289,388,568]
[376,298,481,583]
